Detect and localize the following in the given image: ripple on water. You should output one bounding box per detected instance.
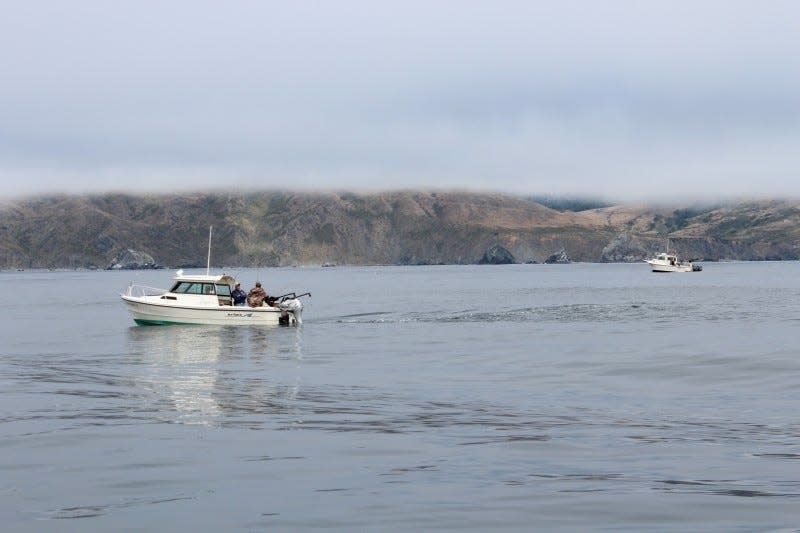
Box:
[330,301,768,326]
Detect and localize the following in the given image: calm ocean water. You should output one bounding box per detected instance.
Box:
[1,262,800,531]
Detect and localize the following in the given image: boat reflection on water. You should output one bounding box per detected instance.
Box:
[126,326,303,427]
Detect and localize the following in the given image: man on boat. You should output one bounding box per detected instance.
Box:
[247,282,268,307]
[232,283,247,306]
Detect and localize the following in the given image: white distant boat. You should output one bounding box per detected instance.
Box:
[120,227,310,325]
[645,241,702,273]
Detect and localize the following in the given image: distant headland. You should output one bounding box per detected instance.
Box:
[1,191,798,269]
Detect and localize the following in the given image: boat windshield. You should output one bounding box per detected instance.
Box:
[170,281,219,295]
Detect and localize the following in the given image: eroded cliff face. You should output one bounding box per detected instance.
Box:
[0,191,798,269]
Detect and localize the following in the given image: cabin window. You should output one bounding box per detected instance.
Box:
[170,282,221,295]
[181,283,203,294]
[170,281,194,293]
[215,284,231,297]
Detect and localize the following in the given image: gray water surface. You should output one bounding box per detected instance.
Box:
[2,263,800,531]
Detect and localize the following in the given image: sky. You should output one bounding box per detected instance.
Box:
[1,0,799,202]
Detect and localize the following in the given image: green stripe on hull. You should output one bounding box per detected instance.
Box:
[133,318,194,326]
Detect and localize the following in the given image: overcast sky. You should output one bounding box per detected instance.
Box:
[2,1,799,201]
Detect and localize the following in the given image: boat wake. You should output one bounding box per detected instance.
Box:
[330,301,770,325]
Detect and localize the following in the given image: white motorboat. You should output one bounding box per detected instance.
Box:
[645,252,695,272]
[121,271,309,325]
[121,227,310,326]
[645,240,702,273]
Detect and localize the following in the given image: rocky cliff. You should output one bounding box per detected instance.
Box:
[1,191,798,269]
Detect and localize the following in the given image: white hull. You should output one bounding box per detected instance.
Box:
[646,260,693,273]
[122,295,302,326]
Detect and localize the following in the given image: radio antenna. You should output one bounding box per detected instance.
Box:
[206,226,212,275]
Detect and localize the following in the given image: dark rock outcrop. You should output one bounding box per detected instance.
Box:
[107,249,161,270]
[544,248,570,264]
[479,245,516,264]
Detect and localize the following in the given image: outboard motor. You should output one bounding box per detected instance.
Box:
[278,297,303,324]
[274,292,311,325]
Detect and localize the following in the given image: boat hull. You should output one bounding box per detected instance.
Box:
[121,295,301,326]
[646,261,693,273]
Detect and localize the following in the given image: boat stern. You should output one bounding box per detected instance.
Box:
[278,298,304,325]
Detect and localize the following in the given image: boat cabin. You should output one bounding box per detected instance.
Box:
[166,273,236,306]
[655,252,678,266]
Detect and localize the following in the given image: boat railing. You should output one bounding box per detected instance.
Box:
[124,283,166,297]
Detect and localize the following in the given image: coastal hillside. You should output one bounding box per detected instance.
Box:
[0,191,798,269]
